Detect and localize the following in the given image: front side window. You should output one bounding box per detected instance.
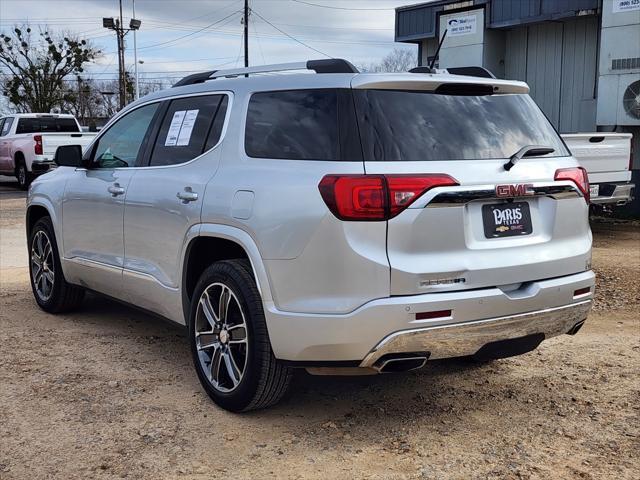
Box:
[16,117,79,134]
[354,90,569,161]
[149,94,227,167]
[92,103,159,168]
[245,89,339,160]
[1,117,14,136]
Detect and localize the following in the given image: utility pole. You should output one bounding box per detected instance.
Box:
[133,0,139,100]
[244,0,249,68]
[103,1,141,110]
[117,0,126,109]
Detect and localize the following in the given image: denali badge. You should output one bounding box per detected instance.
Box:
[495,183,534,198]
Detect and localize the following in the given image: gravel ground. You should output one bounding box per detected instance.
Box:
[1,178,639,480]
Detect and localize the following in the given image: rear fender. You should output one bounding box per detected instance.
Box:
[180,223,274,321]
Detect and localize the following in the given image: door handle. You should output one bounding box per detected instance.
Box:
[108,183,125,197]
[177,187,198,203]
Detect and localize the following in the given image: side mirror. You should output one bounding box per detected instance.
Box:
[54,145,84,167]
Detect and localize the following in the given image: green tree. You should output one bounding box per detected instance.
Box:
[0,26,100,112]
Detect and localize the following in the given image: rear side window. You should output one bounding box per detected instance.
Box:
[16,117,79,134]
[149,94,227,167]
[1,117,14,136]
[245,89,340,160]
[354,90,569,161]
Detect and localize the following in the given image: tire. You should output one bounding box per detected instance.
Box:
[29,217,85,313]
[189,259,292,412]
[16,160,32,191]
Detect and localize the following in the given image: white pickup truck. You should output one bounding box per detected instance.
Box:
[562,133,634,206]
[0,113,96,189]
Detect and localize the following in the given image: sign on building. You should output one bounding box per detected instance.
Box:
[446,14,477,36]
[613,0,640,12]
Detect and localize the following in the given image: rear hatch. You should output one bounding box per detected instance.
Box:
[351,76,592,296]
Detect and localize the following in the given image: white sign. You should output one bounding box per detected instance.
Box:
[614,0,640,12]
[446,14,477,37]
[164,109,200,147]
[177,109,199,146]
[165,110,186,146]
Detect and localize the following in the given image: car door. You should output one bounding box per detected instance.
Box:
[62,102,161,300]
[122,93,229,321]
[0,117,14,172]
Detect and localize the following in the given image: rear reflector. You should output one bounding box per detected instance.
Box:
[415,309,452,320]
[318,174,458,221]
[554,167,590,204]
[573,287,591,297]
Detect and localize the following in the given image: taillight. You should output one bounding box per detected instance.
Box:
[318,174,458,221]
[555,167,590,204]
[34,135,43,155]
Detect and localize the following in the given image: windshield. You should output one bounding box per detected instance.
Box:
[16,117,80,134]
[354,90,569,161]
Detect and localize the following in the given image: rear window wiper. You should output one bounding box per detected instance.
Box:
[504,145,555,171]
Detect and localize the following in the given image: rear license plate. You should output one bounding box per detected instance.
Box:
[482,202,532,238]
[589,184,599,198]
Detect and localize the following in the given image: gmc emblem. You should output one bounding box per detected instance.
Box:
[495,184,534,198]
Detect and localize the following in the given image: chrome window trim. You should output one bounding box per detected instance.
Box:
[77,90,233,172]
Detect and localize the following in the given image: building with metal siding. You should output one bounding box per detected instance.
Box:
[395,0,640,213]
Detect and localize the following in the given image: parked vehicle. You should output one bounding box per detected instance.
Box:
[562,133,634,207]
[0,113,96,189]
[26,60,595,412]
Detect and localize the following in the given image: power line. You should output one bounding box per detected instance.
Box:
[291,0,395,11]
[252,10,331,58]
[136,9,243,51]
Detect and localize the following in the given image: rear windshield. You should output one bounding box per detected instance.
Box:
[16,117,80,134]
[354,90,569,161]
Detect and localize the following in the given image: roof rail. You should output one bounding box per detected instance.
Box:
[172,59,359,88]
[408,66,496,79]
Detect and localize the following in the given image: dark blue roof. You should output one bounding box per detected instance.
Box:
[396,0,599,42]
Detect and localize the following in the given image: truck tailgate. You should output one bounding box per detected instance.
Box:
[562,133,632,184]
[41,133,97,158]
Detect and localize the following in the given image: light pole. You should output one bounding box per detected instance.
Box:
[102,0,141,109]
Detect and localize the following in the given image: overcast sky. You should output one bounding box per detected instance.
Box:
[0,0,421,87]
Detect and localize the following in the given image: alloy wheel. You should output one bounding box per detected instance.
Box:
[194,282,249,392]
[31,230,55,301]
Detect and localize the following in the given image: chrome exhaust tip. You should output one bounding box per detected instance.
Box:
[373,353,429,373]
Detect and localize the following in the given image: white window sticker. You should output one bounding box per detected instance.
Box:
[614,0,640,12]
[165,110,186,146]
[177,109,199,146]
[446,15,477,36]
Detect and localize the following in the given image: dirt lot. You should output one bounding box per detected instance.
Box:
[1,176,638,480]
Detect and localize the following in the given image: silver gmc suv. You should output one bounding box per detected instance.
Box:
[26,59,595,412]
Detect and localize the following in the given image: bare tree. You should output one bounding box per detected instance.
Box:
[366,47,418,73]
[0,26,100,113]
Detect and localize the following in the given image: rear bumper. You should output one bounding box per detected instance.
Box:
[360,300,591,367]
[265,270,595,363]
[30,161,56,175]
[591,182,634,205]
